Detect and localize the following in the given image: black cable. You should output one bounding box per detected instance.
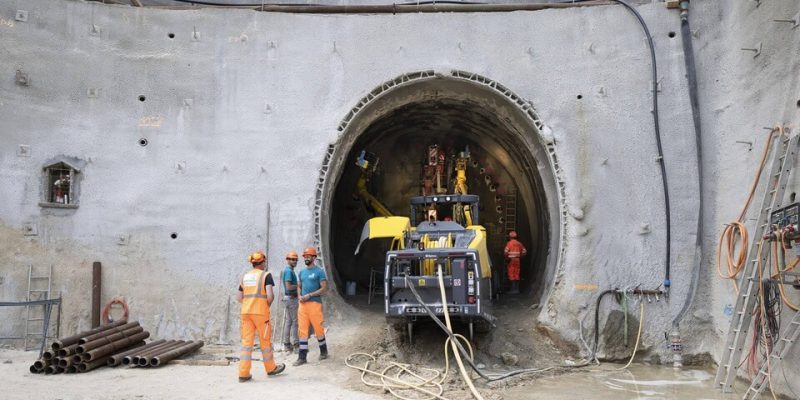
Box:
[592,289,617,360]
[607,0,671,294]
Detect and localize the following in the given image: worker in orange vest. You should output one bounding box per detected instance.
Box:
[236,251,285,382]
[504,231,527,294]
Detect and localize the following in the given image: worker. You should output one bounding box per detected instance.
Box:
[293,247,329,366]
[503,231,527,294]
[281,251,300,353]
[236,251,285,382]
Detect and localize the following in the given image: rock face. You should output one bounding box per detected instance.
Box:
[599,309,642,362]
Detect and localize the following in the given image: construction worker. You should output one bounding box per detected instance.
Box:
[293,247,328,366]
[236,251,285,382]
[281,251,300,353]
[504,231,527,294]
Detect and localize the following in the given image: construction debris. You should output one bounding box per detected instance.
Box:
[29,321,203,374]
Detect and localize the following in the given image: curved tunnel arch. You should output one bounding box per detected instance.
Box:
[316,70,565,309]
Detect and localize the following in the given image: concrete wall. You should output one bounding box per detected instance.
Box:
[2,0,796,392]
[692,0,800,394]
[0,0,696,346]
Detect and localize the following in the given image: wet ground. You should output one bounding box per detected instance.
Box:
[501,364,742,400]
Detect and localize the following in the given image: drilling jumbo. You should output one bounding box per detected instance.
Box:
[354,145,495,342]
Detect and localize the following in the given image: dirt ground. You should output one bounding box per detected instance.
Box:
[1,294,742,400]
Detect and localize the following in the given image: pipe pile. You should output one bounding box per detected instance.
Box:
[29,321,204,374]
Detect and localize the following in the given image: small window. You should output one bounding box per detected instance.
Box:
[39,158,82,209]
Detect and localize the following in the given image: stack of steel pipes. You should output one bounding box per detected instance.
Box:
[112,340,204,368]
[29,321,204,374]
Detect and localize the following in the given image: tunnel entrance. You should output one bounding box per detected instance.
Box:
[317,71,563,312]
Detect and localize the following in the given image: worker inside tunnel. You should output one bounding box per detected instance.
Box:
[321,73,560,310]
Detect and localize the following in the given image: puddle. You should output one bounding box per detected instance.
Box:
[500,364,741,400]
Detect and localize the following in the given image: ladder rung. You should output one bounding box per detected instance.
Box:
[792,321,800,325]
[771,354,781,359]
[27,318,44,321]
[759,369,769,375]
[30,276,50,279]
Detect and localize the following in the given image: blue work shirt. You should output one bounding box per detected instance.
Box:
[298,266,326,303]
[282,266,298,297]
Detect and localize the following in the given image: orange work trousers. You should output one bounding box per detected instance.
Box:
[239,314,277,378]
[298,301,325,348]
[506,258,521,281]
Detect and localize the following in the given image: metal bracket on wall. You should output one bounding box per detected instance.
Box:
[772,12,800,29]
[740,42,762,58]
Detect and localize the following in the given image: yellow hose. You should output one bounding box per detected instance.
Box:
[616,301,644,371]
[437,265,485,400]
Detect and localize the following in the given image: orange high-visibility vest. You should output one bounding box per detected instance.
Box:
[504,239,527,259]
[240,268,271,316]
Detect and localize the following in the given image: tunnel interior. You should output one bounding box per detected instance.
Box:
[328,88,554,304]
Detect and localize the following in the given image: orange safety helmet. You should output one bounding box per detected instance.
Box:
[302,247,318,258]
[286,251,299,260]
[248,251,266,264]
[508,231,518,239]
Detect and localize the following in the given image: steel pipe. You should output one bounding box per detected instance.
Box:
[78,322,140,345]
[29,364,39,373]
[107,340,165,367]
[125,341,174,366]
[58,357,73,368]
[151,341,204,367]
[33,359,49,370]
[51,320,126,350]
[127,341,180,366]
[57,343,79,358]
[77,326,143,353]
[66,365,78,373]
[71,354,83,364]
[44,365,58,374]
[138,341,186,366]
[78,357,108,373]
[42,350,54,360]
[84,332,150,361]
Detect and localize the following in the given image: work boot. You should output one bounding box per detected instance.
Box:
[292,358,307,366]
[238,375,252,383]
[268,363,286,376]
[509,281,520,294]
[319,347,329,361]
[282,343,292,353]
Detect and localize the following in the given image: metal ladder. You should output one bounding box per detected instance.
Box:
[503,190,518,234]
[24,264,53,351]
[743,309,800,399]
[715,134,800,392]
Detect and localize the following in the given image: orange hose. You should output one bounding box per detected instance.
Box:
[102,296,130,324]
[717,126,782,291]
